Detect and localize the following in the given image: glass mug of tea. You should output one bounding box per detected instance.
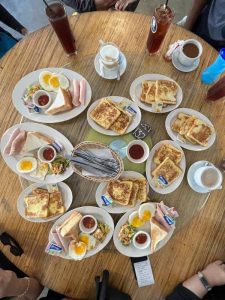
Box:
[178,39,203,67]
[99,42,120,70]
[194,163,223,191]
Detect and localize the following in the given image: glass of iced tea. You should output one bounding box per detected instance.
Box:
[147,4,175,55]
[45,0,76,56]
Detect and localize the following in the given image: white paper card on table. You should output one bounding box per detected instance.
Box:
[133,258,155,287]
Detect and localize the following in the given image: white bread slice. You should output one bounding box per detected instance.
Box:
[22,132,53,153]
[150,217,168,253]
[58,211,82,241]
[46,87,73,115]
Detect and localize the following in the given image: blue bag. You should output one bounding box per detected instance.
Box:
[0,31,17,58]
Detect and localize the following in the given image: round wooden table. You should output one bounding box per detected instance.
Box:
[0,11,224,300]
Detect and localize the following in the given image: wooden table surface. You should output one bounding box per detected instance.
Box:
[0,12,225,300]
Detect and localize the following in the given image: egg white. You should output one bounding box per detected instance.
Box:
[39,71,53,91]
[69,241,87,261]
[128,211,145,228]
[138,203,156,222]
[16,157,37,174]
[79,233,97,251]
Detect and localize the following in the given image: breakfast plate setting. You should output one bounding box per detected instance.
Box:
[95,171,149,214]
[165,108,216,151]
[47,206,114,260]
[87,96,141,136]
[129,74,183,113]
[0,122,74,184]
[12,68,92,123]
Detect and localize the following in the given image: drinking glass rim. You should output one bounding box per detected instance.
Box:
[154,4,175,19]
[45,0,67,21]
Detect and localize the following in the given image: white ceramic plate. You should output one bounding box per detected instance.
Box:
[49,206,114,260]
[17,182,73,222]
[129,74,183,113]
[87,96,141,136]
[12,68,92,123]
[96,171,149,214]
[146,140,186,194]
[165,108,216,151]
[0,122,74,183]
[113,206,174,257]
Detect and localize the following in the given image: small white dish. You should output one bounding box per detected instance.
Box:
[79,215,97,234]
[187,161,212,194]
[94,52,127,80]
[87,96,141,136]
[129,74,183,113]
[133,231,151,250]
[172,50,199,73]
[38,145,56,163]
[146,140,186,194]
[165,108,216,151]
[126,140,149,164]
[17,182,73,223]
[32,90,51,109]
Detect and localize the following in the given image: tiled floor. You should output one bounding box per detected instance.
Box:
[1,0,193,39]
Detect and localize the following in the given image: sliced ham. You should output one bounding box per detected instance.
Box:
[55,226,71,252]
[51,227,63,248]
[79,79,86,105]
[9,130,27,156]
[3,128,21,155]
[154,204,172,233]
[72,79,80,107]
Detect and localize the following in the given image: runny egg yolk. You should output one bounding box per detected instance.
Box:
[79,235,89,246]
[49,76,60,88]
[19,161,33,171]
[74,243,86,255]
[131,216,144,228]
[141,210,151,222]
[43,74,51,84]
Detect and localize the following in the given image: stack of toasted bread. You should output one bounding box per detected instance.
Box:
[24,185,65,218]
[172,113,214,146]
[90,98,133,134]
[140,80,178,112]
[151,143,183,188]
[106,177,147,207]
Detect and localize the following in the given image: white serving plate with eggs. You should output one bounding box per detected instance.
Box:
[113,205,174,257]
[95,171,149,214]
[12,68,92,123]
[17,182,73,223]
[129,74,183,113]
[146,140,186,195]
[49,206,114,260]
[165,108,216,151]
[0,122,74,184]
[87,96,141,136]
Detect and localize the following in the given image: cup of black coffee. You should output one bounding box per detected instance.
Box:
[178,39,203,67]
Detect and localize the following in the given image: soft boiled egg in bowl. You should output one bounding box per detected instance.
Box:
[69,240,87,261]
[16,157,37,174]
[79,233,97,251]
[39,71,70,92]
[128,211,145,228]
[138,203,156,222]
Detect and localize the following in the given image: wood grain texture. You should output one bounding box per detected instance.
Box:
[0,12,225,300]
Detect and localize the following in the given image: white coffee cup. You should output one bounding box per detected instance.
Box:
[99,43,120,70]
[178,39,203,67]
[194,163,223,191]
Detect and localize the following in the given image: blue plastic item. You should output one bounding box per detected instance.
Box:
[201,48,225,84]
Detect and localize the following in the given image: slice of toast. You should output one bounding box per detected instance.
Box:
[106,180,133,206]
[110,109,133,134]
[171,113,191,133]
[150,217,168,253]
[25,193,49,218]
[155,80,177,104]
[153,143,183,165]
[186,121,213,146]
[140,81,156,104]
[128,183,139,207]
[48,191,65,216]
[133,178,147,202]
[46,87,73,115]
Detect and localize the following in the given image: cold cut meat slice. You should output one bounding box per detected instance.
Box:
[3,128,21,155]
[72,79,80,107]
[79,79,86,105]
[9,130,27,156]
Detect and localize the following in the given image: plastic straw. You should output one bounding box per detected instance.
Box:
[165,0,169,6]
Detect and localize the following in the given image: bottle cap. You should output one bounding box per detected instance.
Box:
[220,48,225,60]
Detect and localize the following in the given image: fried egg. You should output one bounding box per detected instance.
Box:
[16,157,37,174]
[128,211,145,228]
[138,203,155,222]
[69,241,87,261]
[39,71,53,91]
[79,233,97,250]
[49,74,70,92]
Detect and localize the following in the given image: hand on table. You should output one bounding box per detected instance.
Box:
[95,0,117,10]
[202,260,225,287]
[115,0,137,11]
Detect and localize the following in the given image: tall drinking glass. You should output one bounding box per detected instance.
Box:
[45,0,76,56]
[147,4,175,55]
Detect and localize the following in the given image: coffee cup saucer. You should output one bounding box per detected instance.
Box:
[187,160,210,193]
[172,50,199,73]
[94,51,127,80]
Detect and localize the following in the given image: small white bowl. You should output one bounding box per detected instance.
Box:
[79,215,97,234]
[126,140,149,164]
[37,145,56,163]
[32,90,51,109]
[133,231,151,250]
